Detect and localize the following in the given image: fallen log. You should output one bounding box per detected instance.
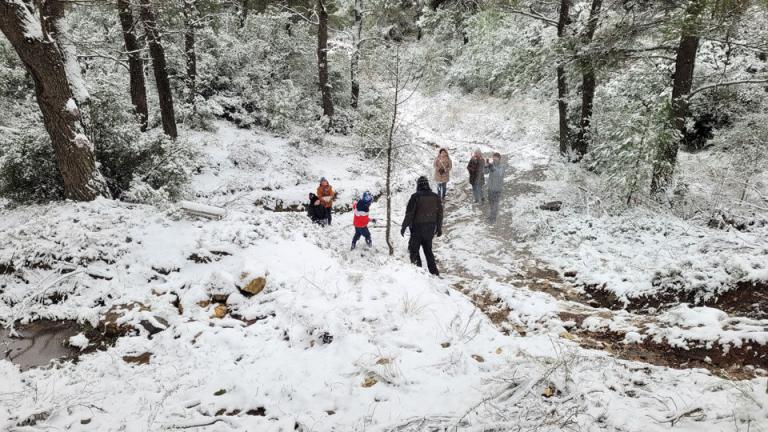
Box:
[180,201,226,220]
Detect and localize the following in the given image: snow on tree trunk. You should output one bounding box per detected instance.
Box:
[139,0,178,139]
[317,0,334,123]
[117,0,149,131]
[40,0,91,131]
[556,0,571,156]
[183,0,198,108]
[350,0,363,109]
[0,0,109,201]
[574,0,602,159]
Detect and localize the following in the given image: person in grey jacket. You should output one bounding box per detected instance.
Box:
[484,152,505,224]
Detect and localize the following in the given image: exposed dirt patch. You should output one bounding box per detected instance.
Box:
[123,352,152,365]
[582,279,768,319]
[559,312,766,380]
[714,280,768,319]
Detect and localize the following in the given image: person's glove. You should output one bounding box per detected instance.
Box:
[400,227,406,237]
[436,229,442,237]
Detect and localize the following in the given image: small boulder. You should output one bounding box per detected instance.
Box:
[539,201,563,211]
[204,271,237,302]
[212,304,228,319]
[240,276,267,296]
[471,354,485,363]
[99,303,148,337]
[542,385,556,398]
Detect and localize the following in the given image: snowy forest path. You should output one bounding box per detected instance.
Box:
[434,160,762,380]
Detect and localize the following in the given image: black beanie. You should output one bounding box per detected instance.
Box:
[417,176,430,191]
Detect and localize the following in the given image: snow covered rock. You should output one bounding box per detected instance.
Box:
[68,333,89,351]
[204,271,238,303]
[238,263,269,296]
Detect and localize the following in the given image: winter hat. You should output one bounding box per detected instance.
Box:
[319,177,328,184]
[362,191,373,204]
[417,176,430,191]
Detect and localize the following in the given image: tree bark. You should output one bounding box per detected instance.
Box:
[139,0,178,138]
[557,0,571,156]
[573,0,602,158]
[183,0,198,107]
[40,0,92,131]
[239,0,250,28]
[117,0,149,130]
[350,0,363,109]
[0,0,108,201]
[317,0,334,122]
[650,33,699,194]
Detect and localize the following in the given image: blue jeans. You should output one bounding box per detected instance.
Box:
[471,183,484,203]
[436,182,447,200]
[488,190,501,223]
[352,227,372,247]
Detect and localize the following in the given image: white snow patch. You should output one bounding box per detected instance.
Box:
[68,333,89,350]
[65,98,78,115]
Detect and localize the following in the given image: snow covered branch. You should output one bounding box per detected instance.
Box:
[689,77,768,98]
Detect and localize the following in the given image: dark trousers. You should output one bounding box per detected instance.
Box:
[352,227,372,246]
[325,207,332,225]
[436,182,447,200]
[471,182,484,203]
[488,190,501,224]
[408,223,439,275]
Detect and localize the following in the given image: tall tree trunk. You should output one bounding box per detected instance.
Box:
[385,49,401,257]
[650,34,699,194]
[40,0,91,130]
[117,0,149,130]
[350,0,363,109]
[239,0,250,28]
[556,0,571,156]
[183,0,198,108]
[317,0,334,122]
[0,1,108,201]
[574,0,602,159]
[139,0,178,139]
[650,0,704,195]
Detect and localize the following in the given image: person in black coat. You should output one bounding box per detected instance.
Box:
[307,193,328,225]
[401,176,444,276]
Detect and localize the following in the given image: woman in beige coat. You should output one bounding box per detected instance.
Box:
[433,148,452,200]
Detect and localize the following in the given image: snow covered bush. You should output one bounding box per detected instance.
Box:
[447,10,555,96]
[0,40,31,100]
[89,88,198,202]
[195,13,317,133]
[0,126,63,203]
[0,86,197,204]
[177,98,218,132]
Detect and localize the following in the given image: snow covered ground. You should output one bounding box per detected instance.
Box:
[1,93,767,431]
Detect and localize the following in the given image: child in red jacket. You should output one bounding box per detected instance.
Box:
[351,191,374,250]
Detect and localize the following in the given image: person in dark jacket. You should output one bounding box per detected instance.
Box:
[484,152,505,224]
[400,176,443,276]
[307,193,328,225]
[467,149,485,204]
